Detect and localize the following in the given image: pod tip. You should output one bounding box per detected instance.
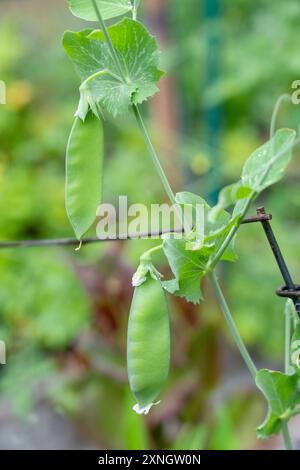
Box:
[132,401,161,415]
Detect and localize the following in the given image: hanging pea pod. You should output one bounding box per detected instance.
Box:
[127,272,170,415]
[66,112,103,240]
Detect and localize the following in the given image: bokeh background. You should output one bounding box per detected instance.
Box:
[0,0,300,450]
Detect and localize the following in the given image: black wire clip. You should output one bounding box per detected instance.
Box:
[244,207,300,318]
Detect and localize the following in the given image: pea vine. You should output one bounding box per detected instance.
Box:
[64,0,300,449]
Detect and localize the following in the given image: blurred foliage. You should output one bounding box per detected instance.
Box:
[0,347,54,416]
[209,407,238,450]
[171,424,207,451]
[0,0,299,450]
[0,250,90,348]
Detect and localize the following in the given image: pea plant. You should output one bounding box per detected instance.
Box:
[63,0,300,449]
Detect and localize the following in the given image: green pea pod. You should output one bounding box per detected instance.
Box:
[127,275,170,415]
[66,112,103,240]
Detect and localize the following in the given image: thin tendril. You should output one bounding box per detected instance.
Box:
[270,94,291,139]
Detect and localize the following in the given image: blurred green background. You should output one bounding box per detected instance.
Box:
[0,0,300,450]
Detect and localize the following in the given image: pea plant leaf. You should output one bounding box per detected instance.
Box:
[68,0,133,21]
[162,236,214,304]
[163,133,295,304]
[210,182,252,221]
[209,129,296,228]
[241,128,296,193]
[176,192,238,261]
[66,112,103,240]
[175,191,233,240]
[175,130,296,278]
[63,18,164,118]
[255,369,300,438]
[161,192,238,304]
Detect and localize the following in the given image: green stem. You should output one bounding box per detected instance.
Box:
[209,194,256,270]
[209,271,257,379]
[270,94,290,140]
[282,422,293,450]
[132,104,177,207]
[283,301,294,450]
[91,0,126,82]
[211,250,295,451]
[283,408,300,420]
[285,302,292,374]
[90,0,178,215]
[132,0,139,20]
[141,244,164,261]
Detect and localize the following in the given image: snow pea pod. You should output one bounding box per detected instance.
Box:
[66,112,103,240]
[127,275,170,415]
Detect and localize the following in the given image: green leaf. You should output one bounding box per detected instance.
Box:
[68,0,133,21]
[168,130,296,286]
[175,192,238,262]
[210,221,238,263]
[210,182,252,221]
[162,236,214,304]
[256,369,300,438]
[175,191,208,247]
[176,191,233,240]
[66,112,103,240]
[63,18,164,117]
[242,128,296,193]
[162,192,239,303]
[175,191,208,208]
[232,197,248,220]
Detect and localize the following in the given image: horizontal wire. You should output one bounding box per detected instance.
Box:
[0,213,271,249]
